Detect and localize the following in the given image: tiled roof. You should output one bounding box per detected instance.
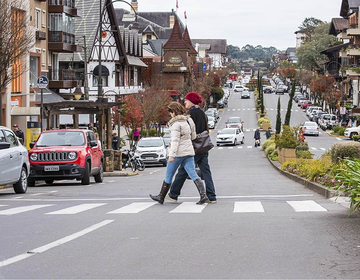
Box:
[182,27,197,55]
[163,17,189,50]
[330,18,348,36]
[191,39,227,54]
[340,0,360,17]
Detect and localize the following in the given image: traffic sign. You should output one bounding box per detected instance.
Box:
[37,76,49,89]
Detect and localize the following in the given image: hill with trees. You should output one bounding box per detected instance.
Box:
[227,44,280,63]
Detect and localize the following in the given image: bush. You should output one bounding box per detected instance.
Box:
[265,143,276,155]
[269,149,278,161]
[332,126,345,136]
[296,150,313,159]
[331,142,360,163]
[275,125,298,149]
[353,135,359,141]
[296,142,309,152]
[262,139,275,150]
[258,116,271,127]
[281,159,332,181]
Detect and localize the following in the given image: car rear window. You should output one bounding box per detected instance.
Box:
[228,118,241,123]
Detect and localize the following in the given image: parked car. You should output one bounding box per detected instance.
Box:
[162,132,171,147]
[301,100,313,109]
[0,126,30,193]
[344,125,360,139]
[297,96,307,104]
[306,106,322,117]
[206,108,219,119]
[225,117,244,130]
[216,128,245,146]
[264,86,273,94]
[241,90,250,99]
[208,116,216,129]
[309,109,323,121]
[275,87,285,95]
[313,112,327,124]
[217,99,225,108]
[300,121,319,136]
[135,137,168,167]
[319,114,338,130]
[293,94,304,102]
[28,129,104,186]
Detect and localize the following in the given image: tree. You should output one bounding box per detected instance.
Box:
[120,95,144,147]
[276,97,282,135]
[296,23,336,71]
[310,74,335,106]
[284,81,296,125]
[0,0,35,125]
[298,17,324,42]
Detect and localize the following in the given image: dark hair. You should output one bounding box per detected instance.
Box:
[167,102,187,116]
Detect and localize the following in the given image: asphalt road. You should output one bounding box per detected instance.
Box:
[0,89,360,279]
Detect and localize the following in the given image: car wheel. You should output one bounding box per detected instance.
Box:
[45,180,54,185]
[233,139,237,146]
[94,161,104,183]
[81,162,90,185]
[241,137,245,144]
[350,132,358,140]
[13,166,28,194]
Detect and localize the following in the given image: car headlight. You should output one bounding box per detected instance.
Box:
[30,153,38,161]
[136,150,143,154]
[68,152,77,160]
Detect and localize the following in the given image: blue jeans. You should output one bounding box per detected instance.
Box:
[164,156,199,185]
[169,152,216,201]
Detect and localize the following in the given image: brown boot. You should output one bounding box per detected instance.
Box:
[194,178,210,205]
[149,181,171,204]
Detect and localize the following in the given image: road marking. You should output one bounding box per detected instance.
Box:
[228,147,234,149]
[336,137,343,141]
[0,220,114,268]
[218,147,224,149]
[247,146,253,148]
[0,205,54,215]
[320,148,327,151]
[46,203,106,215]
[169,202,206,213]
[237,146,243,149]
[286,200,327,212]
[310,147,317,150]
[234,201,265,213]
[107,202,157,214]
[31,191,58,196]
[149,169,162,175]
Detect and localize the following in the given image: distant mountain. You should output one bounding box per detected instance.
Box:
[227,44,280,63]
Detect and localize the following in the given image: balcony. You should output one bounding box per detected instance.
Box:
[49,69,78,89]
[345,69,360,76]
[48,0,81,17]
[347,48,360,56]
[48,31,82,53]
[36,30,46,40]
[347,28,360,36]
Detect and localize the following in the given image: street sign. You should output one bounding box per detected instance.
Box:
[203,62,207,71]
[37,76,49,89]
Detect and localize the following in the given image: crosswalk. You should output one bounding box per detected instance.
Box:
[0,200,328,215]
[225,108,300,112]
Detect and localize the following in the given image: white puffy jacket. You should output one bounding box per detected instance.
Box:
[167,115,196,158]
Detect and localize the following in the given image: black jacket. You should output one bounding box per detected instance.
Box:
[189,107,208,134]
[254,129,260,140]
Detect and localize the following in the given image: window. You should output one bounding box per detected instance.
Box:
[49,13,74,34]
[42,50,46,66]
[42,10,46,28]
[29,56,40,87]
[4,130,19,147]
[35,9,40,29]
[0,130,5,142]
[92,76,108,87]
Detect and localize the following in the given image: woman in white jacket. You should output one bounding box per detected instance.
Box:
[150,102,209,205]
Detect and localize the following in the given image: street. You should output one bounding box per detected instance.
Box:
[0,90,360,279]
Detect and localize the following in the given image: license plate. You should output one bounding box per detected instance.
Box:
[145,157,153,160]
[44,166,59,171]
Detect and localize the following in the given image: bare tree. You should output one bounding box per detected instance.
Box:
[0,0,34,125]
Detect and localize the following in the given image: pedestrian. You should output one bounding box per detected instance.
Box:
[299,128,305,143]
[265,127,271,140]
[254,127,261,147]
[95,132,101,149]
[149,102,209,205]
[133,128,140,146]
[111,132,118,150]
[13,124,24,145]
[166,92,217,203]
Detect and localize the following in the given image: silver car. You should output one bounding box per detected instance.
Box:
[0,126,30,193]
[300,122,319,136]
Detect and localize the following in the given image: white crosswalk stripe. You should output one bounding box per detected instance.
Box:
[287,200,327,212]
[0,200,329,215]
[107,202,157,214]
[46,203,106,215]
[0,205,54,215]
[169,202,206,213]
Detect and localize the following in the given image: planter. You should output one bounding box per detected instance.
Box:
[278,148,296,164]
[262,122,270,130]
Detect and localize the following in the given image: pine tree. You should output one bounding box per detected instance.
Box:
[284,81,296,125]
[276,96,282,135]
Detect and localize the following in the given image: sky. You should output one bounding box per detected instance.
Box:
[114,0,342,51]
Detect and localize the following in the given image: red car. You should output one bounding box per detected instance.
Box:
[301,100,313,109]
[28,129,103,186]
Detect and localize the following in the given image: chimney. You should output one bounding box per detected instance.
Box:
[131,0,138,14]
[170,9,175,28]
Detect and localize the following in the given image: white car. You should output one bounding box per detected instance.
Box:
[234,84,248,92]
[344,126,360,139]
[208,116,215,129]
[216,128,245,146]
[300,121,319,136]
[0,126,30,193]
[306,106,322,117]
[135,137,168,167]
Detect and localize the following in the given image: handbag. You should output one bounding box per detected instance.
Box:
[192,130,214,154]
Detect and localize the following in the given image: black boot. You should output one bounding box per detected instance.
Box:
[194,178,210,205]
[149,181,171,204]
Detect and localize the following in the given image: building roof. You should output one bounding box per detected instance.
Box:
[147,39,168,56]
[191,39,227,54]
[329,18,348,36]
[340,0,360,18]
[182,27,197,55]
[163,17,189,50]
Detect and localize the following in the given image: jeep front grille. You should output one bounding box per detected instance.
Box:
[36,152,69,162]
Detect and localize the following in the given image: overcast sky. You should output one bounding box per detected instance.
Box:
[114,0,342,51]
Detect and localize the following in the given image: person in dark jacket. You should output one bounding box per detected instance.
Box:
[166,92,217,203]
[254,127,261,147]
[265,127,271,140]
[13,124,24,145]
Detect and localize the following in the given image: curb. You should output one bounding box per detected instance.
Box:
[266,154,335,198]
[104,170,139,177]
